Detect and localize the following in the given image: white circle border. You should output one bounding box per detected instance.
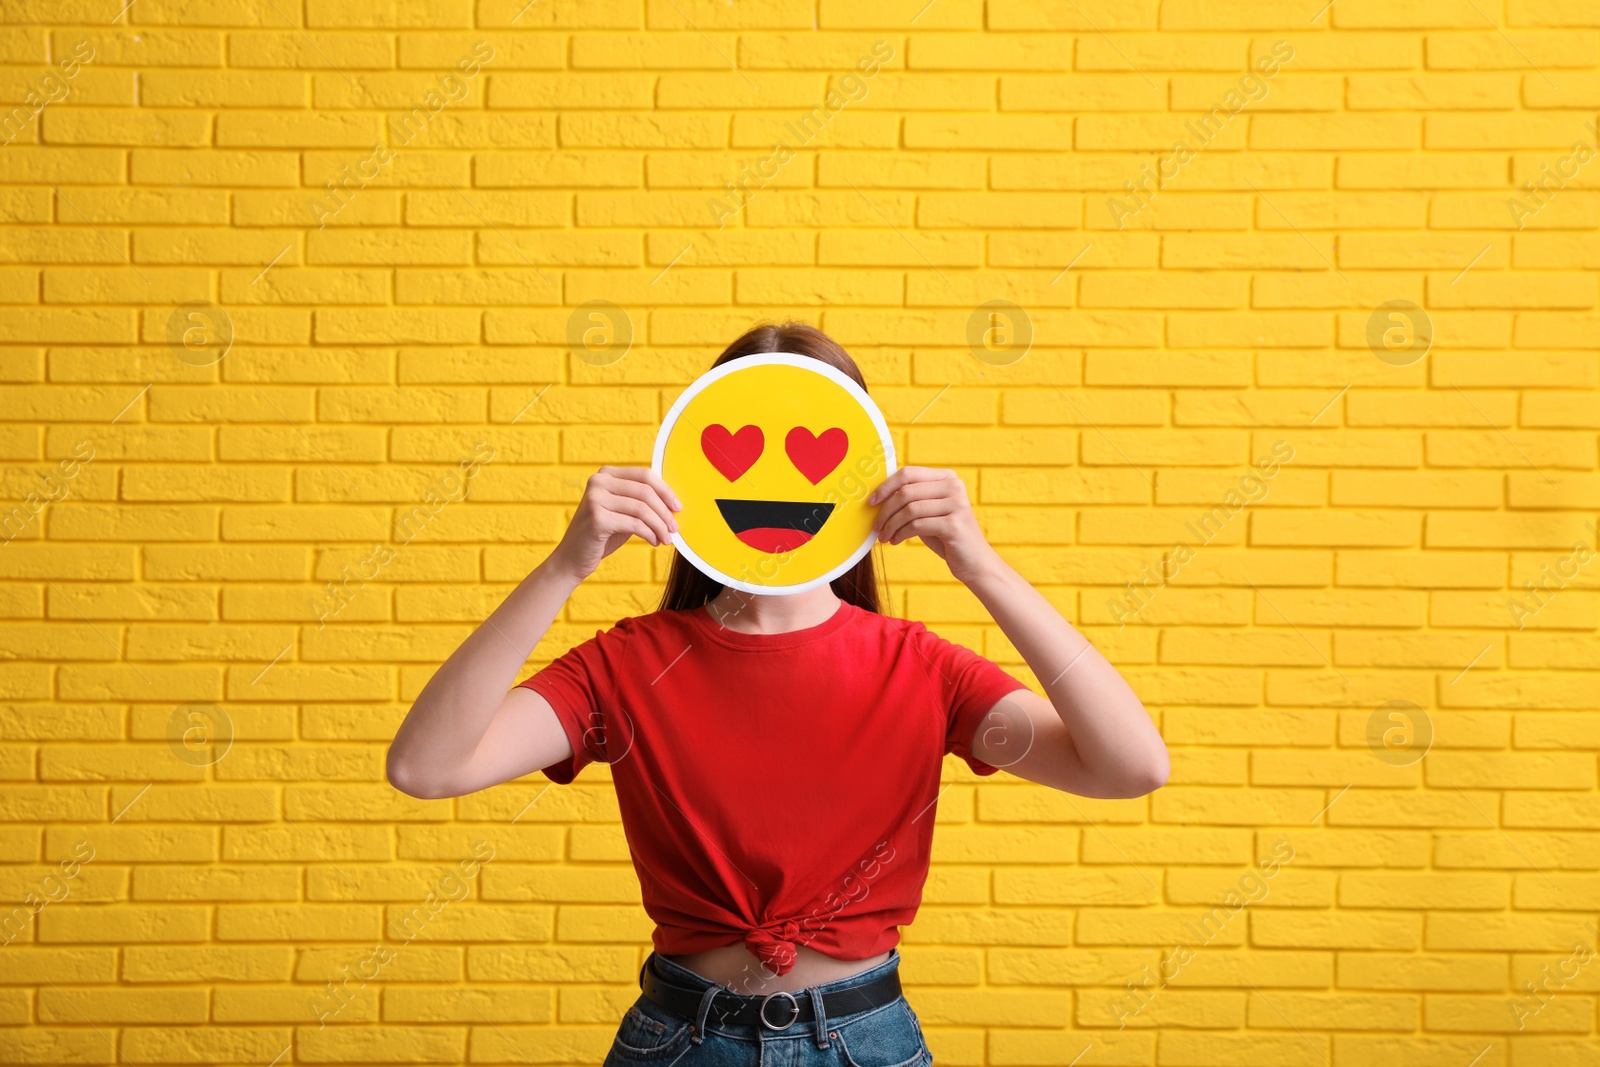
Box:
[650,352,899,596]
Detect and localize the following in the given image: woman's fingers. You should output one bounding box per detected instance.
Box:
[609,517,658,547]
[889,516,954,547]
[878,497,957,545]
[866,465,951,506]
[588,467,680,544]
[867,466,997,581]
[596,491,672,546]
[639,468,683,512]
[874,473,965,533]
[553,466,681,579]
[871,478,961,534]
[603,466,682,512]
[869,467,963,542]
[598,471,679,533]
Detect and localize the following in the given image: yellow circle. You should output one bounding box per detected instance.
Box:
[652,355,897,594]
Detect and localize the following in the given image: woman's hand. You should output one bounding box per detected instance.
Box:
[867,466,1002,585]
[548,466,681,582]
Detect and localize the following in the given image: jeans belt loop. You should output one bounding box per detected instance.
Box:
[692,984,718,1044]
[807,984,830,1048]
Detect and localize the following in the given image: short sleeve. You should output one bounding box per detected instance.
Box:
[514,620,632,785]
[911,624,1033,776]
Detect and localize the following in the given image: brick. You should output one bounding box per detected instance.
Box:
[978,0,1150,29]
[119,1028,294,1064]
[144,70,307,107]
[214,111,379,148]
[43,109,210,146]
[1349,72,1519,109]
[907,114,1072,151]
[1331,471,1502,507]
[559,113,724,149]
[1165,234,1334,271]
[1253,911,1420,949]
[1253,511,1422,548]
[1433,428,1593,470]
[40,905,209,944]
[1432,273,1596,309]
[1433,112,1598,149]
[1428,28,1600,66]
[1254,114,1419,149]
[37,988,207,1024]
[130,149,297,187]
[1260,36,1409,73]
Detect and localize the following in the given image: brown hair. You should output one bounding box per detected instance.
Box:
[656,320,885,614]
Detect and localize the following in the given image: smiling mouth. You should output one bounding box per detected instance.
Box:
[715,499,836,553]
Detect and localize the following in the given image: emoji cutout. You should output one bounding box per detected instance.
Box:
[652,353,897,595]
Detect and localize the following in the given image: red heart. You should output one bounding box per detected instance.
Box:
[785,426,849,485]
[701,424,764,481]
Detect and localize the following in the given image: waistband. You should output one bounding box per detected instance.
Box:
[642,948,904,1043]
[647,946,902,999]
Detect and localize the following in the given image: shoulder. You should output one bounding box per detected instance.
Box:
[851,607,919,635]
[862,610,952,649]
[850,609,983,650]
[879,615,1000,680]
[846,609,962,664]
[551,610,698,674]
[558,609,689,653]
[600,608,699,644]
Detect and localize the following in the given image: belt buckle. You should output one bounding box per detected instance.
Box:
[758,990,800,1031]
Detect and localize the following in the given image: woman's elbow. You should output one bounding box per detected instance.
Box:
[1127,745,1170,798]
[1104,745,1169,799]
[1138,751,1171,796]
[386,747,450,800]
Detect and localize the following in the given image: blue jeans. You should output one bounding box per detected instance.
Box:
[603,948,932,1067]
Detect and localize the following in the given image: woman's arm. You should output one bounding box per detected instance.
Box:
[870,466,1169,799]
[386,466,681,800]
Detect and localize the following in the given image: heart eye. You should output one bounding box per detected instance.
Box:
[785,427,848,485]
[701,424,764,481]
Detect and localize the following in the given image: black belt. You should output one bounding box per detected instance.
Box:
[639,953,902,1031]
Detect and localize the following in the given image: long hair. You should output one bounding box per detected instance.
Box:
[657,320,885,614]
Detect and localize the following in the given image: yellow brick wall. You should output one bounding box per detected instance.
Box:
[2,0,1598,1064]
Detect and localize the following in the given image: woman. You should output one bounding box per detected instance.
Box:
[386,321,1169,1066]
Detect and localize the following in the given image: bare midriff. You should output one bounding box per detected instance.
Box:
[663,943,893,994]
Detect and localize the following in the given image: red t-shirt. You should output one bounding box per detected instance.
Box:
[514,599,1031,977]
